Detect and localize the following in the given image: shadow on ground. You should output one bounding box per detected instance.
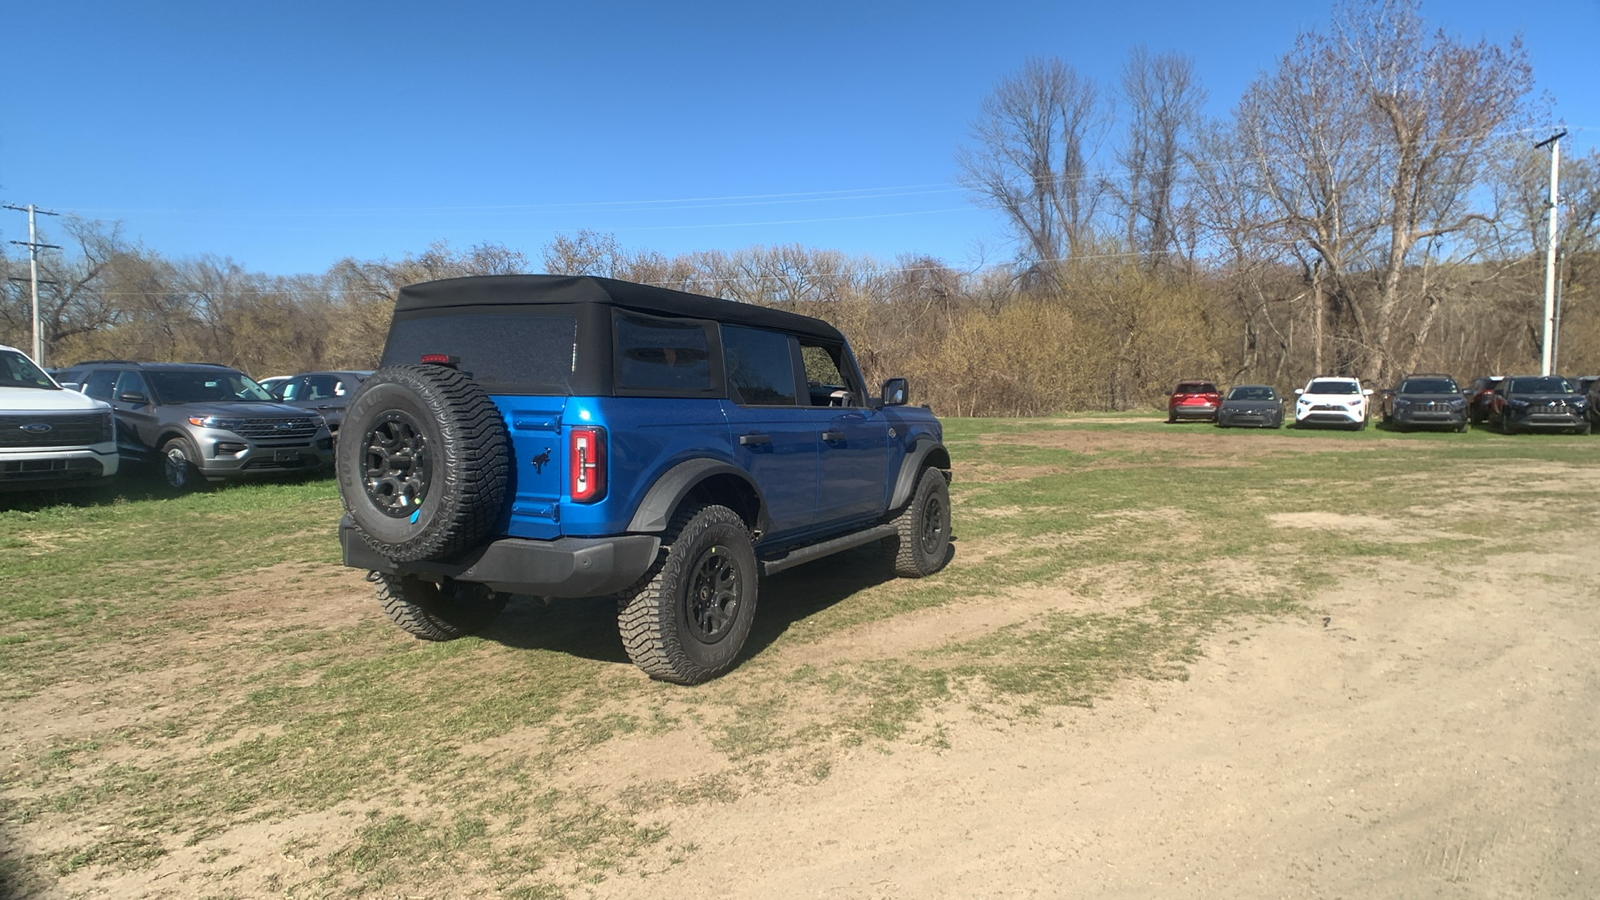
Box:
[478,540,948,672]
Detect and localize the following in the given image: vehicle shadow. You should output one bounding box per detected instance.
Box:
[0,470,331,511]
[479,540,956,672]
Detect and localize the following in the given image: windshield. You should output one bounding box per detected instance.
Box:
[1306,380,1358,395]
[148,369,274,403]
[1227,386,1276,401]
[0,349,57,389]
[1175,383,1217,394]
[1508,376,1572,394]
[1399,378,1458,394]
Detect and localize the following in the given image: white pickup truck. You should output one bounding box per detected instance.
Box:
[0,344,119,491]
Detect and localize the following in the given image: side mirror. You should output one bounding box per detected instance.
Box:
[58,381,81,392]
[118,391,147,404]
[881,377,909,407]
[1293,388,1304,395]
[1362,389,1374,396]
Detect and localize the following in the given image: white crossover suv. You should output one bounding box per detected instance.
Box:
[1,344,119,491]
[1293,375,1374,430]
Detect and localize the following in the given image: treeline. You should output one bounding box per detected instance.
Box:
[3,0,1598,416]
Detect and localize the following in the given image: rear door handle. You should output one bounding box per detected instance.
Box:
[822,430,845,443]
[739,433,772,446]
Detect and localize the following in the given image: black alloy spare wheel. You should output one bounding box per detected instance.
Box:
[336,365,510,563]
[362,410,431,518]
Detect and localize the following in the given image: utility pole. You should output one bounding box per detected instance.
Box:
[1534,131,1566,376]
[3,203,62,366]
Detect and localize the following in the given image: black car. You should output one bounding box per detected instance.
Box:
[267,370,372,437]
[1379,374,1468,432]
[54,361,334,488]
[1488,375,1590,435]
[1214,385,1284,428]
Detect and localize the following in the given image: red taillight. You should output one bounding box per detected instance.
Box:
[569,426,606,502]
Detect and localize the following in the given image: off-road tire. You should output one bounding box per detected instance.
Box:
[372,572,508,641]
[891,467,952,578]
[616,505,758,685]
[161,437,202,490]
[337,365,510,563]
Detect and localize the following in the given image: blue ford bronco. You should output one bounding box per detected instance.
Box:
[336,274,952,684]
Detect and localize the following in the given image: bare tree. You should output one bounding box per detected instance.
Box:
[0,217,133,360]
[1114,48,1207,272]
[957,57,1108,289]
[1235,0,1533,383]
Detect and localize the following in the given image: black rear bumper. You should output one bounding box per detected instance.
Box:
[340,517,661,597]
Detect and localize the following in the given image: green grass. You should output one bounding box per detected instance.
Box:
[3,423,1597,897]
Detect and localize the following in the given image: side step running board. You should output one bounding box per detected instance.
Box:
[758,523,898,576]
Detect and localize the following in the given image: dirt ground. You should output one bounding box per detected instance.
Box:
[580,553,1600,899]
[8,429,1599,899]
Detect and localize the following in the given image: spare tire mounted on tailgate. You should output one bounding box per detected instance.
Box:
[337,364,509,562]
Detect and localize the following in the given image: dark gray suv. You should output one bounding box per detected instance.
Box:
[56,361,334,488]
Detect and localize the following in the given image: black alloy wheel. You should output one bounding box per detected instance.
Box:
[684,545,744,643]
[361,410,431,518]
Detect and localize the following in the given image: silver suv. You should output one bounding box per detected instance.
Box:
[55,361,333,489]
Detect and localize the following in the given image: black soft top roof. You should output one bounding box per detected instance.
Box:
[394,275,845,343]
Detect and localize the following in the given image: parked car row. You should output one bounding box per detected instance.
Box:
[0,352,364,493]
[1170,372,1593,434]
[1169,377,1376,430]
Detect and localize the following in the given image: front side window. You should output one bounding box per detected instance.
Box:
[114,370,149,400]
[82,370,119,402]
[799,339,861,407]
[722,326,798,406]
[615,314,713,394]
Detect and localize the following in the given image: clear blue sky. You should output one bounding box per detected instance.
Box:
[2,0,1595,276]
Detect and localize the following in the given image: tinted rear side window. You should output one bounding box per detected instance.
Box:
[615,314,715,395]
[383,314,578,393]
[722,326,798,406]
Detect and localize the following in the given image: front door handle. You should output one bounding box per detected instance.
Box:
[822,430,845,443]
[739,433,772,446]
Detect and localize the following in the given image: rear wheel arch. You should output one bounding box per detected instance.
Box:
[627,459,768,536]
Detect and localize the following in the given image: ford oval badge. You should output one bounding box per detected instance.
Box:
[21,423,52,435]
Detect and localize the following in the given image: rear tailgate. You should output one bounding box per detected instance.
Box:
[496,396,567,540]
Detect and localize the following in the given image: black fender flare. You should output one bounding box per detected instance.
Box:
[626,458,770,536]
[888,439,952,512]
